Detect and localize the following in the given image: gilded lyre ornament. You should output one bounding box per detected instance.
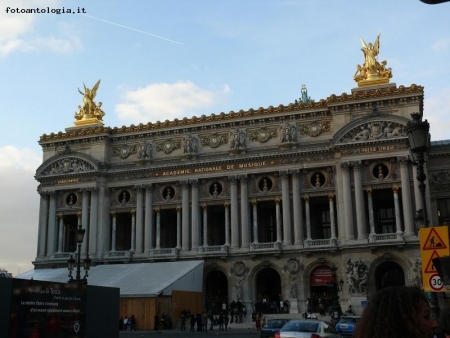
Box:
[74,79,105,126]
[354,35,392,87]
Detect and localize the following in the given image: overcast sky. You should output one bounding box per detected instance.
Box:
[1,0,449,276]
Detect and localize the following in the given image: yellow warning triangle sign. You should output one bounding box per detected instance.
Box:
[424,250,440,273]
[422,227,448,250]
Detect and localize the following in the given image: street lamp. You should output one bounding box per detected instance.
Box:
[405,112,439,318]
[67,224,91,284]
[328,266,343,323]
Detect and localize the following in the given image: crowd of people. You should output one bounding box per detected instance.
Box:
[179,308,231,332]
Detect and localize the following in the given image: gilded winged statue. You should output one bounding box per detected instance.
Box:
[74,79,105,124]
[354,35,392,87]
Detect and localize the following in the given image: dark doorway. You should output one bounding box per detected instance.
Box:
[375,261,405,290]
[255,268,281,313]
[205,270,228,313]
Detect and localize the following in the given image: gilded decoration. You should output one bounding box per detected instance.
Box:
[156,139,181,154]
[354,35,392,87]
[74,79,105,126]
[40,85,422,143]
[200,133,228,148]
[299,121,330,137]
[340,121,406,144]
[137,141,152,160]
[279,122,297,143]
[41,157,95,175]
[248,127,277,143]
[113,144,138,159]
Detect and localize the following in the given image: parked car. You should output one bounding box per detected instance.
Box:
[275,319,342,338]
[335,316,361,336]
[260,318,290,338]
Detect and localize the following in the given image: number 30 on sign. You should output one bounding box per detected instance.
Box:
[429,274,444,292]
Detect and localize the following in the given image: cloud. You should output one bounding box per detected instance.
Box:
[432,38,450,53]
[0,146,41,276]
[116,81,231,123]
[0,0,81,57]
[425,87,450,141]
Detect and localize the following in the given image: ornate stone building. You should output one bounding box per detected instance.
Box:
[32,39,450,315]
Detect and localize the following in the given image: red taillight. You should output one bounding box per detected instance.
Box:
[274,332,281,338]
[310,334,322,338]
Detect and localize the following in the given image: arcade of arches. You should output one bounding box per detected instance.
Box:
[203,261,407,314]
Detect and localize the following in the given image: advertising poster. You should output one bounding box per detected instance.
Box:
[9,279,86,338]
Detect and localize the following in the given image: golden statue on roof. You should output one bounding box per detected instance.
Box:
[74,79,105,126]
[354,35,392,87]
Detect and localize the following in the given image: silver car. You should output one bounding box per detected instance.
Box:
[275,319,342,338]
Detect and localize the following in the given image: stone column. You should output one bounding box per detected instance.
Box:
[57,214,64,253]
[46,191,57,257]
[275,198,282,242]
[393,187,403,235]
[240,175,250,249]
[96,182,107,260]
[111,212,117,251]
[176,206,181,249]
[144,185,154,253]
[230,176,239,248]
[37,192,49,258]
[292,171,304,245]
[155,209,161,249]
[367,189,376,241]
[135,185,144,253]
[81,189,90,255]
[329,194,337,240]
[353,161,367,240]
[252,200,258,243]
[131,210,136,251]
[88,188,98,256]
[181,180,190,251]
[224,202,230,246]
[202,205,208,246]
[305,197,312,241]
[399,158,415,236]
[191,179,200,250]
[280,171,292,245]
[341,162,355,240]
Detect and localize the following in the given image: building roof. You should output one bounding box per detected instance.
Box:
[17,260,204,298]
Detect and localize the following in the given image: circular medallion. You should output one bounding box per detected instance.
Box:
[258,129,270,143]
[163,141,174,154]
[210,136,221,148]
[308,123,322,137]
[287,259,300,273]
[233,262,246,276]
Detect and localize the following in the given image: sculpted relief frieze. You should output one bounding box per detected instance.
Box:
[299,121,330,137]
[248,126,278,143]
[200,133,228,149]
[113,144,138,159]
[156,139,181,154]
[340,121,406,144]
[41,157,96,176]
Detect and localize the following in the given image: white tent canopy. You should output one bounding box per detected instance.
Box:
[17,260,204,298]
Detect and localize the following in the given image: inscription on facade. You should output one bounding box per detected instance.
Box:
[360,145,397,153]
[57,178,81,184]
[154,160,280,177]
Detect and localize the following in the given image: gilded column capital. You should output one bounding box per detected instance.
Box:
[176,205,181,212]
[303,196,310,203]
[366,188,373,195]
[131,209,136,215]
[110,211,116,217]
[352,160,362,169]
[202,204,207,210]
[154,208,160,214]
[328,194,334,201]
[180,180,189,187]
[279,170,290,178]
[251,200,258,206]
[275,198,281,204]
[392,186,399,193]
[58,213,64,219]
[224,202,230,208]
[189,179,199,186]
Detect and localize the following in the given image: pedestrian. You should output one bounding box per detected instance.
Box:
[260,313,266,328]
[255,315,261,331]
[180,312,186,331]
[130,315,136,331]
[224,313,229,331]
[126,316,131,331]
[123,316,128,331]
[354,286,438,338]
[190,314,195,332]
[154,315,160,331]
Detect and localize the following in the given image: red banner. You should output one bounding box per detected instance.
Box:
[310,266,333,286]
